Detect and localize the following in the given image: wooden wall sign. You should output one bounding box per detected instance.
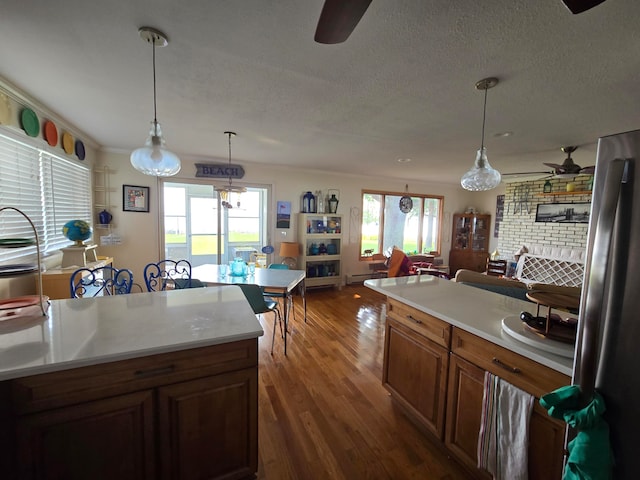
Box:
[195,163,245,179]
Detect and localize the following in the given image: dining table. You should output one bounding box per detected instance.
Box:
[192,264,306,354]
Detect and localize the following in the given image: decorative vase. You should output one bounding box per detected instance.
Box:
[328,194,339,213]
[302,191,316,213]
[98,209,112,225]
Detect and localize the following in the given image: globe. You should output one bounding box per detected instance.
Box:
[62,220,92,246]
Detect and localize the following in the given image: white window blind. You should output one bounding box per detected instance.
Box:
[0,128,91,263]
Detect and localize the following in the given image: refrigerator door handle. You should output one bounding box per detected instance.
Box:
[578,158,629,403]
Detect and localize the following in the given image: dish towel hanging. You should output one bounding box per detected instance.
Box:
[477,372,534,480]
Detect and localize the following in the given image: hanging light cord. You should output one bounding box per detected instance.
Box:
[480,85,487,151]
[227,132,233,187]
[152,37,158,127]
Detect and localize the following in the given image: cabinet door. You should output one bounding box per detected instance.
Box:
[383,318,448,439]
[16,390,155,480]
[157,367,258,480]
[446,354,565,480]
[445,353,491,477]
[529,403,567,480]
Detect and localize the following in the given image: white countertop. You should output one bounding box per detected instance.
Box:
[365,276,575,376]
[0,286,264,381]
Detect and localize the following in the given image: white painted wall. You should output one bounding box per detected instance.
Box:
[96,150,492,284]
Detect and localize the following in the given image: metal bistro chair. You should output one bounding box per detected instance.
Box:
[70,266,134,298]
[237,284,285,355]
[143,259,204,291]
[265,263,304,323]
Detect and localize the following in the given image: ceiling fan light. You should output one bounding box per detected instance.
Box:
[130,121,181,176]
[461,147,502,191]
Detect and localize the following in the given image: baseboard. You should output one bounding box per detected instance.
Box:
[346,273,375,284]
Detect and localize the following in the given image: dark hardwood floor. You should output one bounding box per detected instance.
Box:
[256,284,470,479]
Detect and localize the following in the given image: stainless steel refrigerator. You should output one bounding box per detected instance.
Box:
[574,128,640,479]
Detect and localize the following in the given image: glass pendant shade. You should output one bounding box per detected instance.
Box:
[461,77,501,192]
[130,121,181,176]
[460,147,502,191]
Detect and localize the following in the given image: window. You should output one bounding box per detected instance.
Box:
[0,128,91,263]
[360,190,443,258]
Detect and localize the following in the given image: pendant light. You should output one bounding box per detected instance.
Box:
[130,27,181,177]
[215,131,247,208]
[460,77,502,191]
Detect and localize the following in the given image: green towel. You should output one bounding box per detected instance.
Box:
[540,385,613,480]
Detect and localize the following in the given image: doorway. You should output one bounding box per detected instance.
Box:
[162,181,269,267]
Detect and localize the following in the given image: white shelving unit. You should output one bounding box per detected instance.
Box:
[297,213,342,288]
[93,166,121,245]
[93,166,116,230]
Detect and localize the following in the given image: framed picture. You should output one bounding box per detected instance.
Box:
[535,202,590,223]
[123,185,150,212]
[276,201,291,228]
[494,194,505,237]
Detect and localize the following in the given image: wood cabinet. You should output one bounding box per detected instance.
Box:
[39,256,114,299]
[0,339,258,480]
[384,298,451,438]
[449,213,490,275]
[382,299,569,479]
[445,328,568,479]
[298,213,342,288]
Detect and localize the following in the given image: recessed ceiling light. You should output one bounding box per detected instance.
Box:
[494,131,513,137]
[397,158,411,163]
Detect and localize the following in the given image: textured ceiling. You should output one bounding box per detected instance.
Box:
[1,0,638,186]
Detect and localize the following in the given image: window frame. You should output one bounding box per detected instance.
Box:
[359,189,444,260]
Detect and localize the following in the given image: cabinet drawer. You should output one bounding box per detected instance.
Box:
[387,299,451,349]
[7,339,257,414]
[451,328,569,397]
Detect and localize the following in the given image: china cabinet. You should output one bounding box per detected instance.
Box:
[449,213,490,275]
[297,213,342,288]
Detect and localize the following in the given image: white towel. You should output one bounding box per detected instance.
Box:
[477,372,534,480]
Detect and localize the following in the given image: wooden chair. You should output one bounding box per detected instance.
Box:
[486,259,508,276]
[143,259,201,291]
[70,266,134,298]
[387,249,412,277]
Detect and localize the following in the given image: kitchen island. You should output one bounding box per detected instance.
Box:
[365,275,573,479]
[0,286,263,479]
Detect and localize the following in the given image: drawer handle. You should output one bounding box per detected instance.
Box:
[406,314,423,324]
[134,364,176,378]
[492,357,521,374]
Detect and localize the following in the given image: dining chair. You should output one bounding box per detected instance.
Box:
[143,259,201,291]
[237,284,284,355]
[387,248,412,277]
[70,266,134,298]
[266,263,301,323]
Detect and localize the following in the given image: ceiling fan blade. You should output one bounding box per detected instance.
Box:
[502,171,552,176]
[580,165,596,174]
[543,162,565,171]
[314,0,372,44]
[561,0,606,14]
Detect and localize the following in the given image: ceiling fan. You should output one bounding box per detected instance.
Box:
[313,0,606,45]
[561,0,607,14]
[502,146,595,180]
[314,0,372,44]
[544,146,595,177]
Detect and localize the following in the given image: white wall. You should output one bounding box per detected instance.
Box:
[96,150,492,284]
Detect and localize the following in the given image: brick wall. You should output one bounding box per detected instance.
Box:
[496,177,591,260]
